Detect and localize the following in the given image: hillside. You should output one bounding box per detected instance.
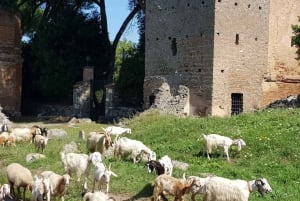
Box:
[0,108,299,201]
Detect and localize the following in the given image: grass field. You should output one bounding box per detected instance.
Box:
[0,108,299,201]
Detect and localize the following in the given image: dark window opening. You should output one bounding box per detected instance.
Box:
[218,0,221,2]
[235,34,239,45]
[248,4,251,8]
[259,6,262,10]
[149,94,155,107]
[234,2,238,6]
[171,38,177,56]
[231,93,243,115]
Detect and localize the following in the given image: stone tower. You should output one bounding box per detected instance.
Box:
[144,0,300,116]
[0,10,22,116]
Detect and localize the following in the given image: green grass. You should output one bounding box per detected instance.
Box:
[1,108,300,201]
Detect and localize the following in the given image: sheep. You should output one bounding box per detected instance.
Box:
[187,176,272,201]
[60,151,102,182]
[6,163,34,201]
[114,137,156,163]
[82,181,115,201]
[39,171,71,201]
[31,175,51,201]
[92,163,117,193]
[146,155,173,176]
[101,126,132,136]
[86,131,113,154]
[0,184,12,201]
[152,174,194,201]
[33,134,48,153]
[202,134,246,161]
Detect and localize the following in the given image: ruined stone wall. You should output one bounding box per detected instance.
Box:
[0,10,22,116]
[144,0,215,116]
[262,0,300,106]
[212,1,270,116]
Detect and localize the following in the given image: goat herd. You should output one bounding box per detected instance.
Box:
[0,124,273,201]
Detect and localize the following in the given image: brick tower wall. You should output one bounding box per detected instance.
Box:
[212,1,270,116]
[0,10,22,116]
[144,0,215,116]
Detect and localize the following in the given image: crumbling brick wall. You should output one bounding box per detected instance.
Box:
[0,10,22,116]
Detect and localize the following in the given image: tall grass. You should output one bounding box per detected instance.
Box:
[1,108,300,201]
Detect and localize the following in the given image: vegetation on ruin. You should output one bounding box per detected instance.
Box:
[0,108,299,200]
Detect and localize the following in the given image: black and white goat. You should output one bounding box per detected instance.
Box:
[145,155,173,176]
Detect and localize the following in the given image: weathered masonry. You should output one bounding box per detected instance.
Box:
[144,0,300,116]
[0,10,22,116]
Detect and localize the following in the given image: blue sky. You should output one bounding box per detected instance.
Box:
[105,0,139,43]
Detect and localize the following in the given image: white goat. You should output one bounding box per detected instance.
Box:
[187,176,272,201]
[82,182,115,201]
[11,126,41,143]
[152,174,194,201]
[92,163,117,193]
[40,171,71,201]
[159,155,173,176]
[114,137,156,163]
[33,135,48,153]
[0,184,12,201]
[31,176,51,201]
[101,126,131,136]
[202,134,246,161]
[60,151,102,182]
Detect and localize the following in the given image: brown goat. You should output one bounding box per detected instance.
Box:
[152,174,194,201]
[86,131,112,154]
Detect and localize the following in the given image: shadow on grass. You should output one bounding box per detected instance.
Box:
[127,183,153,201]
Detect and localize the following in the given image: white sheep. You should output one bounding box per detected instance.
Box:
[101,126,132,136]
[86,131,113,154]
[152,174,194,201]
[187,175,272,201]
[92,163,117,193]
[114,137,156,163]
[60,151,102,182]
[39,171,71,201]
[202,134,246,161]
[31,175,51,201]
[6,163,34,201]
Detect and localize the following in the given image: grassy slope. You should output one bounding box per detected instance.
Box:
[0,108,299,201]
